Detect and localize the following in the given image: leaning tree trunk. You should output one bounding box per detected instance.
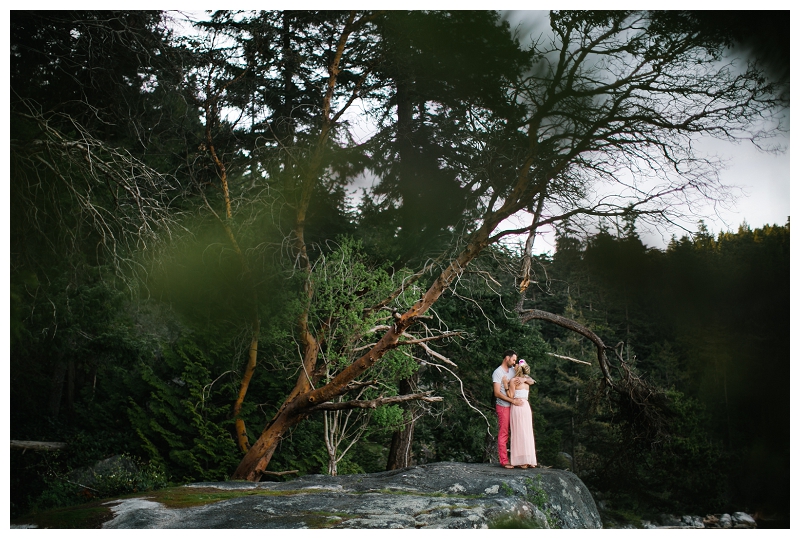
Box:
[232,216,500,480]
[233,319,260,452]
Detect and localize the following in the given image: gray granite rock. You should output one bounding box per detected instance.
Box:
[732,511,757,528]
[682,514,704,528]
[101,462,602,529]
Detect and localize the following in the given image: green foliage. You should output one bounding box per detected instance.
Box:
[30,479,85,514]
[528,220,789,516]
[265,417,330,475]
[305,238,425,474]
[32,455,167,513]
[90,458,168,496]
[488,514,546,529]
[128,338,240,482]
[523,476,547,508]
[344,438,393,474]
[311,237,401,376]
[8,268,164,518]
[531,415,562,467]
[371,404,404,431]
[499,482,514,496]
[640,391,728,510]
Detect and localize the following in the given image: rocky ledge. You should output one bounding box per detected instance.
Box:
[101,462,601,529]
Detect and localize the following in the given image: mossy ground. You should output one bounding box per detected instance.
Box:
[11,486,530,529]
[11,484,483,528]
[147,486,313,508]
[12,503,113,529]
[10,485,331,528]
[488,514,546,529]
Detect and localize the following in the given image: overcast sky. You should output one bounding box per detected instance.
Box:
[499,10,791,254]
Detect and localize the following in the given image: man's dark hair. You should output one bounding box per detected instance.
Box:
[503,349,517,359]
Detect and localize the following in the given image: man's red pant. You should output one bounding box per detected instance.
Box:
[496,403,511,465]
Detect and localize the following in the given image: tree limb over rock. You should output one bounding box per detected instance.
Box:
[518,308,671,445]
[519,309,615,386]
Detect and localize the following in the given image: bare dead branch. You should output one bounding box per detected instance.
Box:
[414,340,458,368]
[420,359,494,437]
[547,352,592,366]
[12,105,187,283]
[308,391,443,412]
[519,308,613,386]
[343,380,379,392]
[11,440,68,451]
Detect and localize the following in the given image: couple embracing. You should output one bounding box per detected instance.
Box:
[492,349,538,469]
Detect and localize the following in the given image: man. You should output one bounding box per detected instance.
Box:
[492,350,522,469]
[492,349,523,469]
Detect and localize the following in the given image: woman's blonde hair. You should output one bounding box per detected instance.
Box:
[515,363,530,377]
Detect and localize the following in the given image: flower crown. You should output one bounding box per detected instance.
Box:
[516,359,530,375]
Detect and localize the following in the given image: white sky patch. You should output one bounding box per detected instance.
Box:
[497,10,791,254]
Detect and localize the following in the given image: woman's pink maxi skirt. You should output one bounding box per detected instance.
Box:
[510,399,537,467]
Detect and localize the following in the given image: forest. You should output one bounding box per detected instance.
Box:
[8,10,789,525]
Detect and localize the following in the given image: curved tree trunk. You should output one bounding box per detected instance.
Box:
[233,320,260,452]
[203,107,262,455]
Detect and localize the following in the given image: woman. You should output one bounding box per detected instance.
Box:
[503,359,538,468]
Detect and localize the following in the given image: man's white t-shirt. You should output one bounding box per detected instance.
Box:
[492,365,511,407]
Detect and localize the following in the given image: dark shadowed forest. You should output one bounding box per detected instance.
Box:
[8,10,789,525]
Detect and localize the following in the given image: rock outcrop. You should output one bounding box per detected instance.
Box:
[101,462,602,529]
[68,455,139,488]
